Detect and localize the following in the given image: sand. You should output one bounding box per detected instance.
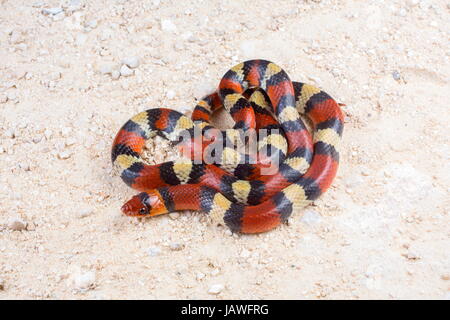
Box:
[0,0,449,299]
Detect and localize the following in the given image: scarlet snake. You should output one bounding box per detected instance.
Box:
[111,59,343,233]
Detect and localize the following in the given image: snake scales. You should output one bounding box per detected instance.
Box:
[111,59,343,233]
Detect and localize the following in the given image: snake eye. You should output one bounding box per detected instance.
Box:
[139,207,148,215]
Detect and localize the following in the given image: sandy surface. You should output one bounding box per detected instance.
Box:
[0,0,449,299]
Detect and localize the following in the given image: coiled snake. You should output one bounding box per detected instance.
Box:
[111,59,343,233]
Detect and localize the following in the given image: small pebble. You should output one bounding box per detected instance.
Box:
[122,56,140,69]
[44,129,53,139]
[15,70,27,80]
[196,272,205,281]
[42,7,63,15]
[78,207,94,218]
[27,222,36,231]
[419,1,430,10]
[406,250,420,260]
[240,41,256,58]
[0,279,4,291]
[208,284,224,295]
[53,11,65,21]
[166,90,176,99]
[6,92,17,102]
[169,212,180,220]
[73,271,96,290]
[147,247,161,257]
[49,72,61,81]
[58,151,71,159]
[301,209,322,226]
[392,70,401,81]
[7,217,27,231]
[75,33,87,46]
[18,162,31,171]
[240,248,251,258]
[120,64,134,77]
[169,242,185,251]
[65,138,76,146]
[5,128,15,139]
[86,19,98,29]
[441,273,450,281]
[111,70,121,80]
[69,0,81,8]
[9,30,23,44]
[61,127,71,137]
[210,268,220,276]
[161,19,177,32]
[99,64,114,75]
[32,2,44,8]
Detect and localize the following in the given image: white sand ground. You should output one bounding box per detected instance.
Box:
[0,0,449,299]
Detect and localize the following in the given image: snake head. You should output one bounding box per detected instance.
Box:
[121,191,167,217]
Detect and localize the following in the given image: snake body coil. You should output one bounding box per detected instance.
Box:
[112,60,343,233]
